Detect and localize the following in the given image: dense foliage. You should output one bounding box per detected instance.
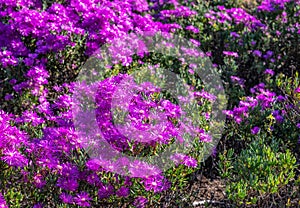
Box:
[0,0,299,207]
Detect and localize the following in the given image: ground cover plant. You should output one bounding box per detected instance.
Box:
[0,0,299,207]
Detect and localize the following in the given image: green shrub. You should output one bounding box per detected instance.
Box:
[223,136,297,206]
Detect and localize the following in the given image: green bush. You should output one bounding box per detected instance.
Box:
[222,136,297,206]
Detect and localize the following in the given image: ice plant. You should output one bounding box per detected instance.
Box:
[0,193,8,208]
[74,192,92,207]
[0,0,299,206]
[251,126,261,135]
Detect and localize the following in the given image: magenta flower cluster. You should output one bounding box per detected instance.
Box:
[0,0,206,206]
[205,6,266,31]
[0,0,299,206]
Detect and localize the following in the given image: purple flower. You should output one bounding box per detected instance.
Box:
[264,69,274,76]
[26,65,49,85]
[33,174,46,189]
[258,83,266,89]
[86,159,101,171]
[194,90,216,102]
[199,132,212,142]
[253,50,262,57]
[15,110,44,126]
[231,76,245,87]
[53,94,73,109]
[74,192,92,207]
[0,193,8,208]
[183,155,198,168]
[133,196,148,208]
[188,69,195,74]
[251,126,261,135]
[297,123,300,129]
[211,146,217,158]
[272,110,284,123]
[256,89,276,109]
[295,87,300,93]
[116,186,130,197]
[9,79,17,85]
[275,115,284,123]
[60,193,73,204]
[171,153,198,168]
[170,153,185,165]
[36,154,58,169]
[276,30,281,36]
[4,94,13,101]
[225,8,264,30]
[277,95,286,102]
[56,177,78,192]
[223,51,239,57]
[185,25,199,33]
[160,6,197,18]
[98,184,114,199]
[230,32,240,38]
[129,160,162,178]
[223,110,234,117]
[86,173,100,185]
[143,174,170,193]
[33,203,43,208]
[59,163,79,178]
[1,149,28,167]
[189,39,200,47]
[13,82,28,93]
[217,6,226,11]
[263,50,273,59]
